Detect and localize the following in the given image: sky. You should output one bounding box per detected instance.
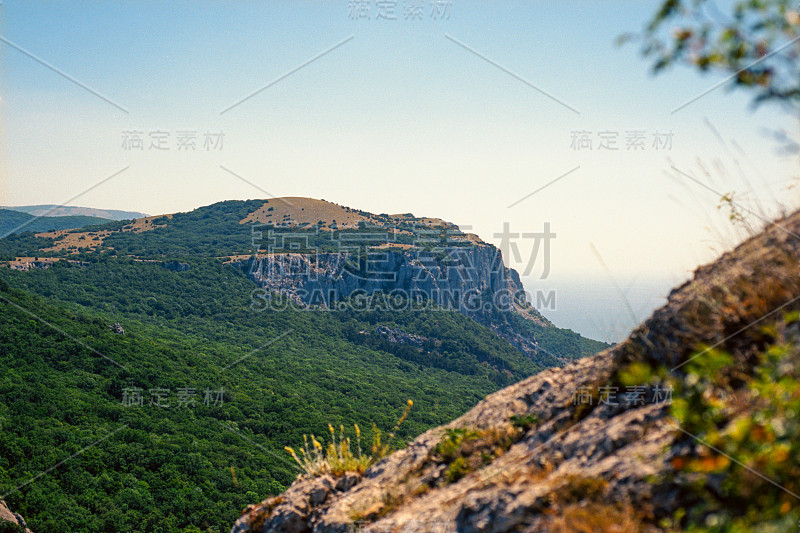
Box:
[2,1,798,342]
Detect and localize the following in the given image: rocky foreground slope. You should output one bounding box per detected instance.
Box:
[232,211,800,532]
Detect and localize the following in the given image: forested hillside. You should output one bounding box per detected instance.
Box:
[0,275,537,532]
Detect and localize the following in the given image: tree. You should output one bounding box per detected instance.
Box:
[622,0,800,109]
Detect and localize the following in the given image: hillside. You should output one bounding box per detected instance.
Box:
[0,198,608,365]
[0,209,110,238]
[1,205,147,221]
[0,270,540,532]
[231,210,800,532]
[0,198,606,532]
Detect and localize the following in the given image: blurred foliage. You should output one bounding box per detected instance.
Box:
[621,0,800,108]
[663,311,800,531]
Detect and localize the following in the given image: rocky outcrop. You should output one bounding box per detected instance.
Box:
[8,259,56,271]
[232,211,800,532]
[162,261,190,272]
[241,244,552,358]
[372,325,430,349]
[5,258,89,271]
[246,245,521,311]
[0,499,32,532]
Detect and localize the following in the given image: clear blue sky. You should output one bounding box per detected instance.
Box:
[2,1,798,341]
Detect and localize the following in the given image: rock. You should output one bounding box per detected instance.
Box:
[335,473,361,492]
[162,261,190,272]
[240,244,553,359]
[0,500,32,532]
[373,325,428,348]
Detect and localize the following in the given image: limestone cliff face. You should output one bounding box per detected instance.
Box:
[231,211,800,532]
[239,243,552,357]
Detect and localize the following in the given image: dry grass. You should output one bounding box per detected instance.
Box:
[240,197,453,231]
[123,214,172,233]
[542,475,654,532]
[547,501,648,533]
[34,214,169,253]
[286,400,413,478]
[241,197,378,229]
[36,229,113,253]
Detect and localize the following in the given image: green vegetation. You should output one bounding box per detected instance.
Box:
[660,311,800,531]
[0,522,27,533]
[431,426,519,484]
[506,311,609,364]
[0,262,540,532]
[0,199,485,261]
[1,257,542,385]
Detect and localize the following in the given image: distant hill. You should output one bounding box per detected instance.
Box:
[0,208,110,237]
[2,205,147,221]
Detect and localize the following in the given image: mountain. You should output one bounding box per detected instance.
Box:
[232,210,800,532]
[2,205,147,221]
[0,198,607,532]
[0,198,607,366]
[0,208,110,237]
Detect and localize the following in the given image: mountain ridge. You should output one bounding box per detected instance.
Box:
[0,208,111,238]
[0,197,608,365]
[1,205,148,221]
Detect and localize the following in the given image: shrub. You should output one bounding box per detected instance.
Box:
[285,400,413,477]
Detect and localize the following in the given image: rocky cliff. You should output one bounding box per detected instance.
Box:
[241,243,553,359]
[231,210,800,532]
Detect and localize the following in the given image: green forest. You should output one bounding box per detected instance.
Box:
[0,260,559,532]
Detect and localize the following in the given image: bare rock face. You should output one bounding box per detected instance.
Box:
[373,325,429,348]
[162,261,190,272]
[0,499,33,532]
[245,245,524,313]
[242,244,553,359]
[232,212,800,533]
